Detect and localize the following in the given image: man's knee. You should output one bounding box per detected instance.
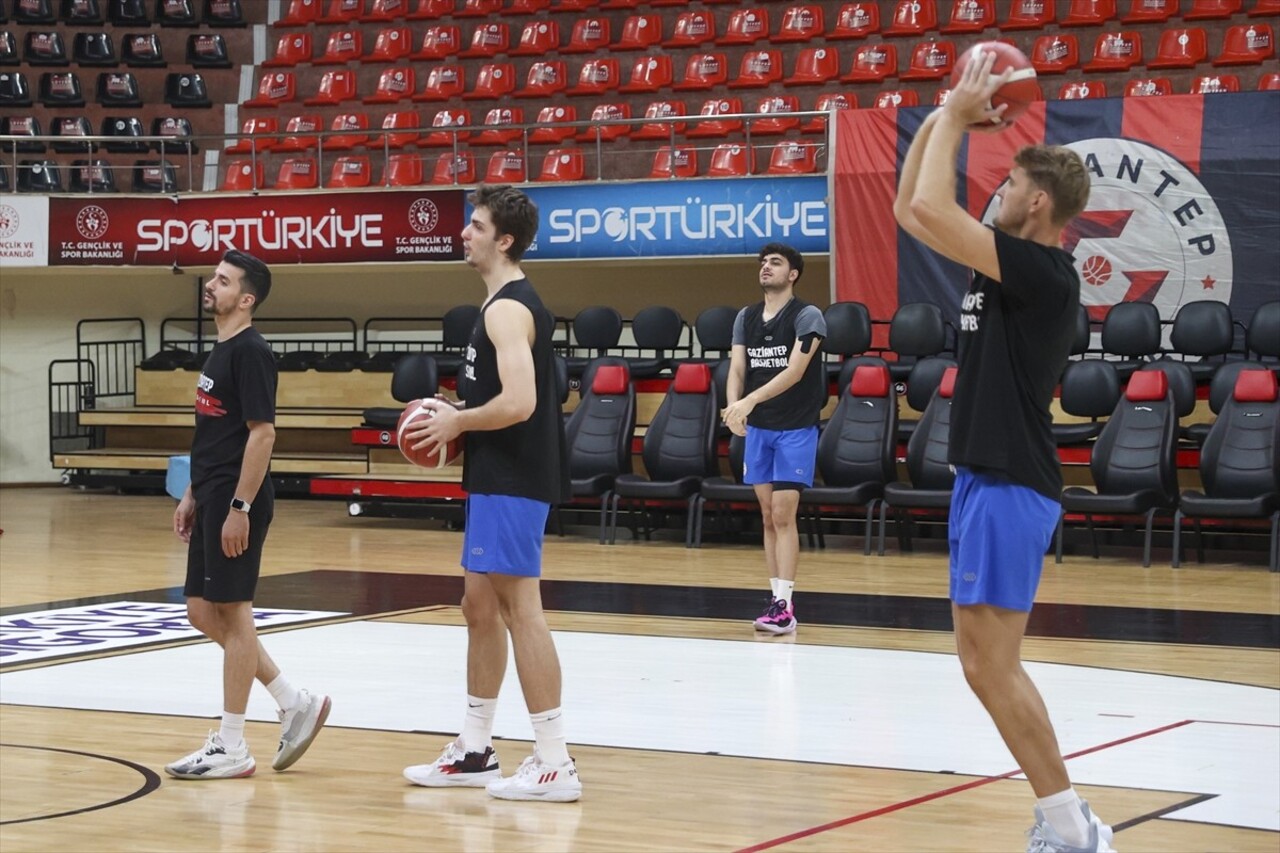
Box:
[186,598,218,636]
[462,589,503,628]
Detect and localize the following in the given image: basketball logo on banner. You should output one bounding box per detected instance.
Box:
[979,138,1233,320]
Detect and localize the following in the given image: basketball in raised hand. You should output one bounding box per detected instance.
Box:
[951,41,1038,128]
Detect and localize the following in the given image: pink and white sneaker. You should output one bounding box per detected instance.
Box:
[753,598,796,634]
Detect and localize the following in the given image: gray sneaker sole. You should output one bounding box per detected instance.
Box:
[273,694,332,771]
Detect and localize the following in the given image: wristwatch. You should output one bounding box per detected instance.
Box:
[230,497,251,513]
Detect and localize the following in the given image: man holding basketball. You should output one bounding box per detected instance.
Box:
[167,250,331,780]
[402,185,579,803]
[894,52,1113,852]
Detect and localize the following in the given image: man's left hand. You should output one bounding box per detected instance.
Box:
[941,49,1012,130]
[221,511,249,559]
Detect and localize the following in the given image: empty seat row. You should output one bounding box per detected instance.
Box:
[0,29,235,68]
[1,114,196,152]
[0,69,219,106]
[7,0,245,27]
[2,157,179,191]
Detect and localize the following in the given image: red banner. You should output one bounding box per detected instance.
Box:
[47,190,465,266]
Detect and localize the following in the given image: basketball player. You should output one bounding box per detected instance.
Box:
[894,53,1113,853]
[722,244,826,635]
[402,185,580,803]
[167,250,331,780]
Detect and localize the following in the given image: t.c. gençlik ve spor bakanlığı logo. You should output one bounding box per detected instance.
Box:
[0,204,18,239]
[408,198,440,235]
[75,205,111,240]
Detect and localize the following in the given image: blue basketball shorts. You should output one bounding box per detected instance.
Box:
[743,425,819,489]
[460,493,550,578]
[948,467,1061,612]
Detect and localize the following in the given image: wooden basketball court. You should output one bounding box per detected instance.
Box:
[1,487,1276,852]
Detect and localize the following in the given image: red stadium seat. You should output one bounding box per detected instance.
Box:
[618,54,674,93]
[874,89,920,108]
[277,114,323,151]
[471,107,524,144]
[225,117,277,153]
[1062,0,1117,27]
[506,0,551,12]
[529,104,579,142]
[1190,73,1241,92]
[729,49,784,88]
[304,69,358,105]
[363,0,410,22]
[1258,72,1280,90]
[220,158,264,191]
[884,0,937,36]
[765,141,818,175]
[719,8,770,44]
[456,0,502,17]
[1185,0,1242,19]
[901,40,957,80]
[631,100,687,139]
[615,15,663,50]
[841,43,898,82]
[1125,77,1172,96]
[329,155,372,187]
[800,92,854,133]
[318,0,362,24]
[1000,0,1057,30]
[244,72,296,108]
[1250,0,1280,16]
[1214,24,1274,65]
[274,156,319,189]
[460,23,509,58]
[578,102,631,140]
[567,57,621,95]
[538,147,585,182]
[749,95,801,135]
[672,53,728,91]
[430,150,477,185]
[563,16,610,52]
[420,108,471,146]
[1147,28,1208,69]
[664,10,715,46]
[324,112,372,150]
[263,33,311,67]
[411,26,461,59]
[485,149,526,183]
[1120,0,1176,22]
[377,110,421,148]
[413,65,466,101]
[602,0,642,8]
[313,29,362,65]
[829,2,880,39]
[274,0,319,28]
[510,20,559,55]
[365,27,412,62]
[1083,31,1143,71]
[407,0,454,18]
[383,152,424,186]
[1059,80,1108,99]
[651,145,698,179]
[941,0,996,33]
[462,63,516,100]
[1033,34,1080,74]
[515,61,567,98]
[363,67,415,103]
[773,5,824,42]
[551,0,599,11]
[784,46,840,85]
[707,143,753,177]
[685,97,744,139]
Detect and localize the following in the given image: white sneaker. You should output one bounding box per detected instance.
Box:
[274,689,332,771]
[1027,801,1116,853]
[165,731,255,780]
[486,752,581,803]
[404,740,502,788]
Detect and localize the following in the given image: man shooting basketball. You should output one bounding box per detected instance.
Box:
[893,52,1113,853]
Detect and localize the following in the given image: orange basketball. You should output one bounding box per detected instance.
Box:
[951,41,1038,127]
[396,401,462,469]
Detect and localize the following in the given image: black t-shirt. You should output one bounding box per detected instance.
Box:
[189,327,277,503]
[733,297,828,431]
[948,229,1079,499]
[457,278,570,505]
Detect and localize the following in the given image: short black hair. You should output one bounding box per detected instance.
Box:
[468,184,539,262]
[222,249,272,312]
[758,242,804,282]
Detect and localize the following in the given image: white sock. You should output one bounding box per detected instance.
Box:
[769,577,780,599]
[266,674,300,711]
[460,694,498,753]
[1038,788,1090,848]
[530,707,570,767]
[776,579,795,608]
[219,711,246,750]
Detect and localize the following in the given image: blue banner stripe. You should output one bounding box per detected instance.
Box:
[1044,97,1125,146]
